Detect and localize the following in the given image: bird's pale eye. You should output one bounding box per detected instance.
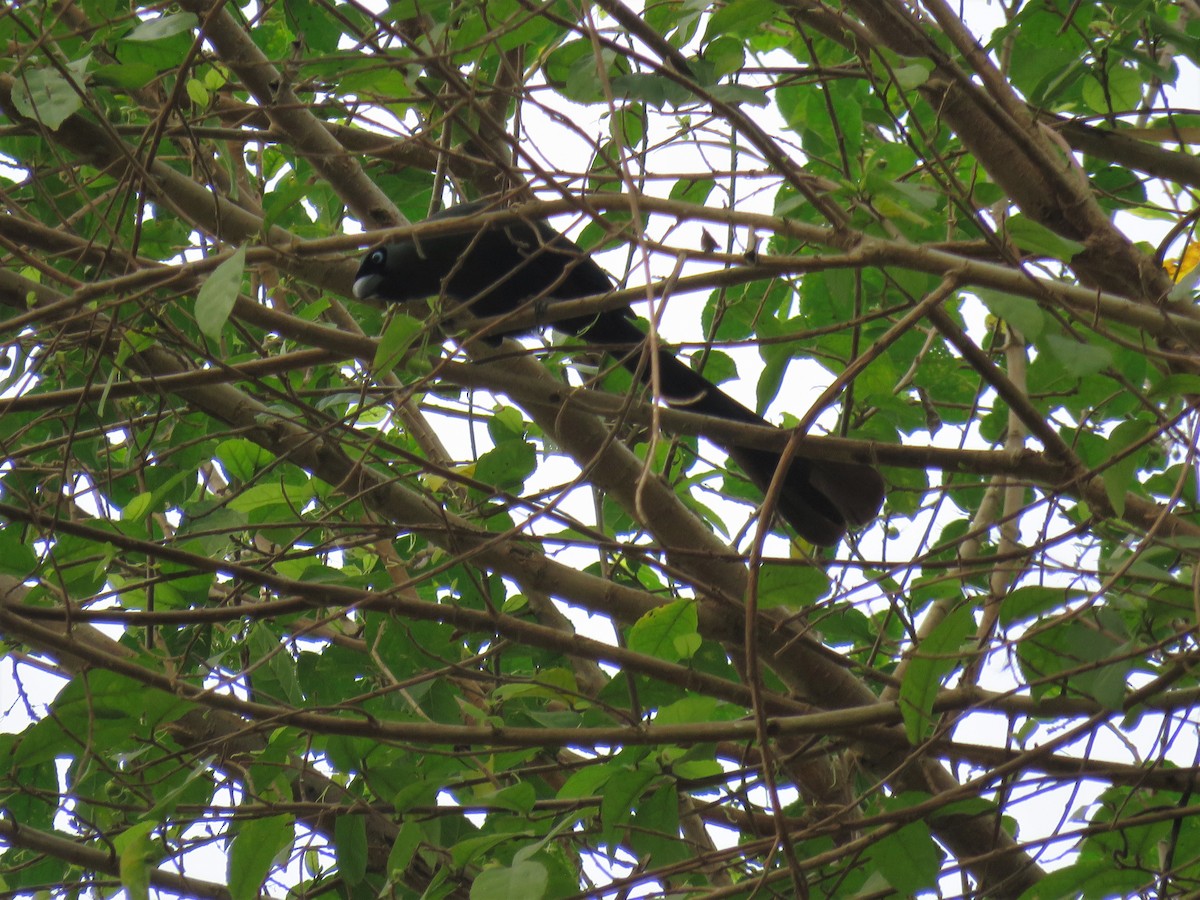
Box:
[370,249,385,265]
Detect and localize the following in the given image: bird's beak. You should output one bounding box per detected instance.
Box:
[353,274,380,300]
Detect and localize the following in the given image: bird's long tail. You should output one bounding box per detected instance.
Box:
[576,311,884,546]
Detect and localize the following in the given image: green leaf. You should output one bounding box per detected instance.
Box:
[999,586,1071,628]
[694,348,736,384]
[115,821,156,900]
[976,288,1046,340]
[1082,65,1143,115]
[611,73,694,108]
[215,439,276,482]
[196,245,247,340]
[92,63,158,90]
[477,782,538,815]
[1017,857,1149,900]
[491,668,579,704]
[867,177,939,227]
[247,621,303,705]
[1005,215,1086,262]
[661,698,724,731]
[0,523,39,578]
[867,807,942,895]
[1041,333,1113,378]
[669,177,715,206]
[899,604,975,743]
[122,490,155,521]
[228,814,294,900]
[1101,417,1154,517]
[451,833,520,868]
[707,83,769,107]
[284,0,343,54]
[627,599,699,662]
[544,40,614,104]
[387,821,422,875]
[703,37,745,79]
[612,104,646,147]
[474,439,536,490]
[373,313,424,375]
[673,630,702,659]
[334,813,367,885]
[1017,613,1131,706]
[1148,373,1200,399]
[557,762,615,801]
[631,784,688,865]
[599,767,657,841]
[703,0,777,42]
[185,78,208,107]
[226,479,317,516]
[393,777,441,815]
[755,352,788,416]
[756,563,831,609]
[10,66,84,130]
[13,670,191,770]
[893,62,932,89]
[470,860,549,900]
[126,13,198,42]
[144,760,216,821]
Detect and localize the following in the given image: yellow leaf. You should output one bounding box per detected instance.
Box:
[1164,239,1200,282]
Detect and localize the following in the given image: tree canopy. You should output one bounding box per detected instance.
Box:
[1,0,1199,897]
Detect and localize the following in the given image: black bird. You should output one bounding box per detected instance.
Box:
[353,200,884,546]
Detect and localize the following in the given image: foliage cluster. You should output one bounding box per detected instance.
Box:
[1,0,1199,898]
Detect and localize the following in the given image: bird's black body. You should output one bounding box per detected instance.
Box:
[354,201,884,545]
